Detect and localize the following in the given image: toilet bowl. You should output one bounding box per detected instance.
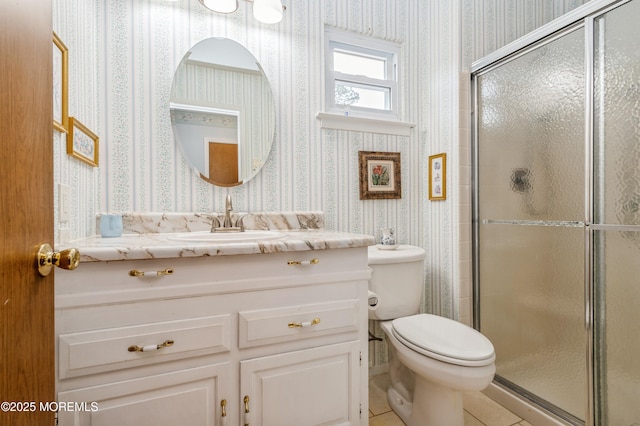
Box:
[368,245,496,426]
[380,317,496,426]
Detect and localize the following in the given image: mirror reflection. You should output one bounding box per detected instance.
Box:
[170,38,275,187]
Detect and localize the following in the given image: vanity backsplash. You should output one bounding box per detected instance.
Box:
[76,212,372,262]
[97,211,325,235]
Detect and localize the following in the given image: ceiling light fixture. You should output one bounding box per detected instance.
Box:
[199,0,238,14]
[198,0,285,24]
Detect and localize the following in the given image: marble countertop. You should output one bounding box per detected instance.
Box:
[63,212,375,262]
[68,229,375,262]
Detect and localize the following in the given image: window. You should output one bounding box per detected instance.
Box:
[325,27,400,120]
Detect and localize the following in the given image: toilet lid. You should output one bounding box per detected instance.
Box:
[392,314,495,367]
[367,245,426,264]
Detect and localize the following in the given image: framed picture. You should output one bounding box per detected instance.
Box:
[67,117,99,167]
[358,151,401,200]
[428,152,446,200]
[53,32,69,133]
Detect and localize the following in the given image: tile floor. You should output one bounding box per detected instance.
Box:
[369,373,534,426]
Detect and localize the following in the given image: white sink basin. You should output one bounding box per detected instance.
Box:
[168,230,286,243]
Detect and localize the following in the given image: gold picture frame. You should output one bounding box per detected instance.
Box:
[68,117,99,167]
[358,151,401,200]
[53,32,69,133]
[428,152,446,200]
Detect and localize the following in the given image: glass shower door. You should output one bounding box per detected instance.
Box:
[475,26,587,422]
[593,1,640,424]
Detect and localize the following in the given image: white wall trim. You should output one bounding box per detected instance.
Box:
[316,112,415,137]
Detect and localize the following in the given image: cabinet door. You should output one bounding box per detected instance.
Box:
[240,341,362,426]
[57,363,232,426]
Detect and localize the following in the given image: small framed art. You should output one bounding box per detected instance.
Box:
[53,32,69,133]
[358,151,401,200]
[67,117,99,167]
[428,152,446,200]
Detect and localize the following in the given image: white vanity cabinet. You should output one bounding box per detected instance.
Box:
[55,247,370,426]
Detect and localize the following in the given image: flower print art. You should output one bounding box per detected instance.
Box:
[359,151,401,200]
[428,153,446,200]
[67,117,99,167]
[53,32,68,133]
[371,163,390,187]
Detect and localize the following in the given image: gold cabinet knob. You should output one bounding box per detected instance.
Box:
[220,399,227,419]
[36,243,80,276]
[243,395,251,426]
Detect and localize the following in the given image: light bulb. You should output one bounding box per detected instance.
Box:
[252,0,283,24]
[200,0,238,14]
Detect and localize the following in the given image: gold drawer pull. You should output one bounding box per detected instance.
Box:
[221,399,228,425]
[288,318,321,328]
[287,258,319,266]
[129,268,174,277]
[243,395,251,426]
[128,339,174,352]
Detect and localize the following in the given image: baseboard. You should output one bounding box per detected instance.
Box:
[368,363,389,378]
[483,382,573,426]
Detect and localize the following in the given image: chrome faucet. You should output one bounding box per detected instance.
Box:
[211,194,244,232]
[222,194,233,228]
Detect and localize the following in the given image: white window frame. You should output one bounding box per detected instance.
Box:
[324,27,401,121]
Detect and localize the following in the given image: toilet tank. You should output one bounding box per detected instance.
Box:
[368,245,426,320]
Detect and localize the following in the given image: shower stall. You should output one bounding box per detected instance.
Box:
[471,0,640,425]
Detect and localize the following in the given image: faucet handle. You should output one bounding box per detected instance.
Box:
[234,214,246,231]
[210,215,221,232]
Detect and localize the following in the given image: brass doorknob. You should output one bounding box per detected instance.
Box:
[37,243,80,276]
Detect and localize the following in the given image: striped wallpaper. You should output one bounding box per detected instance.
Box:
[53,0,589,352]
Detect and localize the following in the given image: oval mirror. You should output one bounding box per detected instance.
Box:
[170,38,275,187]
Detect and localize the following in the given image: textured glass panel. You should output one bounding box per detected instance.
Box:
[479,223,586,420]
[594,0,640,226]
[594,230,640,425]
[477,28,585,222]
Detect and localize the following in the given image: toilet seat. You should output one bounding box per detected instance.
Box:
[392,314,495,367]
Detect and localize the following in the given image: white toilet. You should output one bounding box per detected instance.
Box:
[368,245,496,426]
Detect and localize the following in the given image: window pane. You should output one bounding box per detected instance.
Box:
[335,82,389,110]
[334,51,386,79]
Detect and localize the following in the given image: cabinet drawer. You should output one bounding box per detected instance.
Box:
[55,248,370,307]
[238,300,359,348]
[59,315,230,379]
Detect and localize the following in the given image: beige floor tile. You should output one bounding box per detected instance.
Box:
[371,407,488,426]
[369,374,526,426]
[369,374,392,416]
[463,391,521,426]
[369,411,406,426]
[464,410,486,426]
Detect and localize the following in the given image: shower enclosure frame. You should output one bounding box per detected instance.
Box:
[470,0,635,425]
